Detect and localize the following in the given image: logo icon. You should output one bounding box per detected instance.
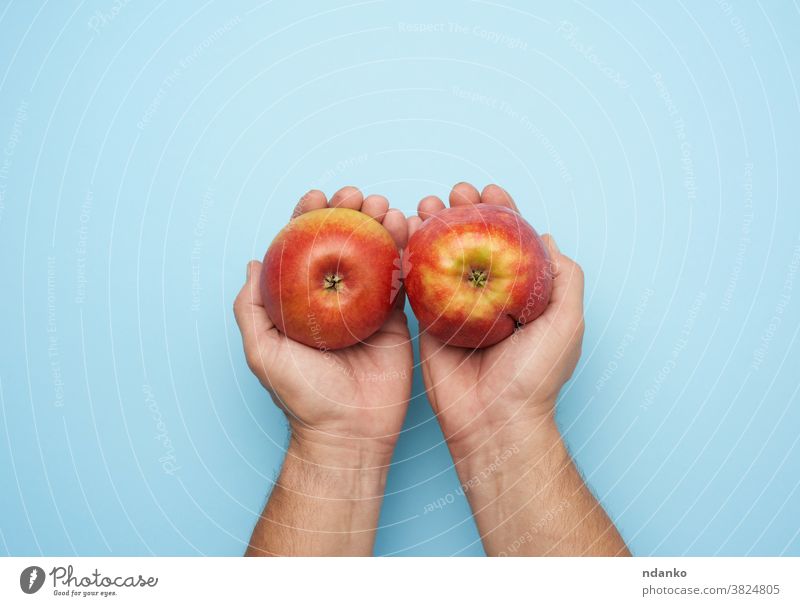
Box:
[20,566,45,594]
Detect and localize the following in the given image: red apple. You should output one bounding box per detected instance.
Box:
[260,208,400,350]
[404,204,553,348]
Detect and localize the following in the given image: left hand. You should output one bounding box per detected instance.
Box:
[234,187,413,460]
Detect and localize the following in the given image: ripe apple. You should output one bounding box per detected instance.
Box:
[260,207,400,350]
[404,204,553,348]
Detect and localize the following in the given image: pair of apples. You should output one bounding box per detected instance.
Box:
[260,203,553,350]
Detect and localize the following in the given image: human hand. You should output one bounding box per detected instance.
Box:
[408,182,585,458]
[234,187,413,462]
[408,183,628,556]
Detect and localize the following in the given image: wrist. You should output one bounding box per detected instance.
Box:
[448,415,574,555]
[247,429,391,556]
[447,398,561,468]
[448,415,628,557]
[447,405,568,515]
[459,421,562,478]
[286,428,393,495]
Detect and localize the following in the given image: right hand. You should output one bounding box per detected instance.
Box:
[408,182,586,457]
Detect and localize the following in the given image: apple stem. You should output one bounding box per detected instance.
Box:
[323,274,344,291]
[468,269,488,288]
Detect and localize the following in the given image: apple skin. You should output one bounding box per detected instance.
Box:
[404,204,553,349]
[260,207,400,350]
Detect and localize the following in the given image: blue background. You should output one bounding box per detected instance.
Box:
[1,0,798,556]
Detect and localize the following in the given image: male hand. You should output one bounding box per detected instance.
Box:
[408,182,584,457]
[234,187,412,555]
[234,186,412,456]
[409,182,628,556]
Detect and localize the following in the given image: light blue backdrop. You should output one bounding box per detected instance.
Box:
[1,0,798,556]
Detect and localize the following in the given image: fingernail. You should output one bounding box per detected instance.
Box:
[549,236,560,255]
[246,262,252,281]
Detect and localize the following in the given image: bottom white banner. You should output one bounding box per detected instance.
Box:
[1,557,797,605]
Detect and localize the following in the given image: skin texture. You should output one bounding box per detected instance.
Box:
[409,182,630,556]
[234,182,629,557]
[261,207,400,350]
[405,204,552,348]
[234,187,412,556]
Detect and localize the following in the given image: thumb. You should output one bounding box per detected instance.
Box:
[233,261,277,369]
[539,234,585,329]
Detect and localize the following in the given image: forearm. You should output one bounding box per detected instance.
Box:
[246,435,391,556]
[451,409,629,556]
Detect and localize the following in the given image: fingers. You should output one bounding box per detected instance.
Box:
[292,189,327,218]
[449,181,481,207]
[329,185,363,210]
[364,198,407,273]
[291,187,406,250]
[416,182,517,231]
[383,208,408,249]
[233,261,277,371]
[540,234,584,328]
[418,195,445,220]
[292,186,366,217]
[541,234,561,274]
[361,194,389,221]
[481,183,518,211]
[407,215,423,239]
